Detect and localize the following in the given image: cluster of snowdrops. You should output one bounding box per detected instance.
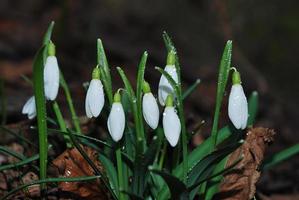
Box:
[22,40,248,147]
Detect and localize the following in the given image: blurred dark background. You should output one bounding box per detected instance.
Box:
[0,0,299,197]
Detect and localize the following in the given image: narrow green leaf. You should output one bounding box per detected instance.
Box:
[158,126,233,199]
[42,21,55,45]
[182,79,201,100]
[0,154,39,171]
[1,176,100,200]
[0,146,26,160]
[155,67,179,96]
[121,190,144,200]
[211,40,233,148]
[0,126,37,148]
[32,46,48,189]
[97,39,113,104]
[187,141,241,199]
[262,143,299,170]
[247,91,259,127]
[99,154,119,197]
[151,169,188,200]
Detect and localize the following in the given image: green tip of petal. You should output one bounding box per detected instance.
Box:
[232,70,241,85]
[165,94,173,107]
[142,81,151,93]
[167,50,176,65]
[114,91,121,102]
[92,67,101,80]
[48,40,56,56]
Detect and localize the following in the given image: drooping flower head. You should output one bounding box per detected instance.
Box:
[44,41,60,100]
[158,50,178,106]
[85,66,105,118]
[163,94,181,147]
[22,96,36,119]
[142,81,159,129]
[228,69,248,130]
[107,91,125,142]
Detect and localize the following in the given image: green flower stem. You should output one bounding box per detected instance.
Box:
[60,72,81,134]
[52,101,72,148]
[158,141,167,169]
[116,146,126,200]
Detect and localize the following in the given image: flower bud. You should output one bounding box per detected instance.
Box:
[22,96,36,119]
[142,81,159,129]
[228,69,248,129]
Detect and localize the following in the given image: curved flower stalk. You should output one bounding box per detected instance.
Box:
[142,81,159,129]
[158,50,178,106]
[163,95,181,147]
[228,69,248,129]
[22,96,36,119]
[107,91,125,142]
[44,41,60,100]
[85,67,105,118]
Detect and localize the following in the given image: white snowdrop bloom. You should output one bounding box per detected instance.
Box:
[158,51,178,106]
[44,41,60,100]
[142,81,159,129]
[22,96,36,119]
[228,70,248,130]
[85,67,105,118]
[162,95,181,147]
[107,92,125,142]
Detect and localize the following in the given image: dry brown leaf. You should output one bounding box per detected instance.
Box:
[217,127,275,200]
[52,146,110,200]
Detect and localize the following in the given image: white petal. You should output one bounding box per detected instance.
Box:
[85,79,105,118]
[163,107,181,147]
[44,56,60,100]
[22,96,36,119]
[158,65,178,106]
[228,84,248,130]
[142,93,159,129]
[107,103,125,142]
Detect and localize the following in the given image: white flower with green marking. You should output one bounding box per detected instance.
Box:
[163,95,181,147]
[85,67,105,118]
[158,50,178,106]
[22,96,36,119]
[228,69,248,129]
[142,81,159,129]
[44,41,60,101]
[107,91,125,142]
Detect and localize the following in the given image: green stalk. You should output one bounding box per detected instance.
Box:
[158,141,167,169]
[33,46,48,192]
[116,147,126,200]
[52,101,72,147]
[60,72,81,134]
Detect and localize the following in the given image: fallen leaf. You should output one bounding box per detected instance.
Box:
[216,127,275,200]
[52,145,110,200]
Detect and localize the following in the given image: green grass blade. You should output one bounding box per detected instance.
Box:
[1,176,100,200]
[262,143,299,170]
[42,21,55,45]
[0,126,37,148]
[247,91,259,127]
[182,79,201,100]
[0,154,39,172]
[211,41,233,148]
[32,46,48,190]
[0,146,26,160]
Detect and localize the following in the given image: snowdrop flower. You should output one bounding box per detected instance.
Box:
[22,96,36,119]
[107,91,125,142]
[163,95,181,147]
[44,41,60,100]
[85,67,105,118]
[228,69,248,130]
[142,81,159,129]
[158,50,178,106]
